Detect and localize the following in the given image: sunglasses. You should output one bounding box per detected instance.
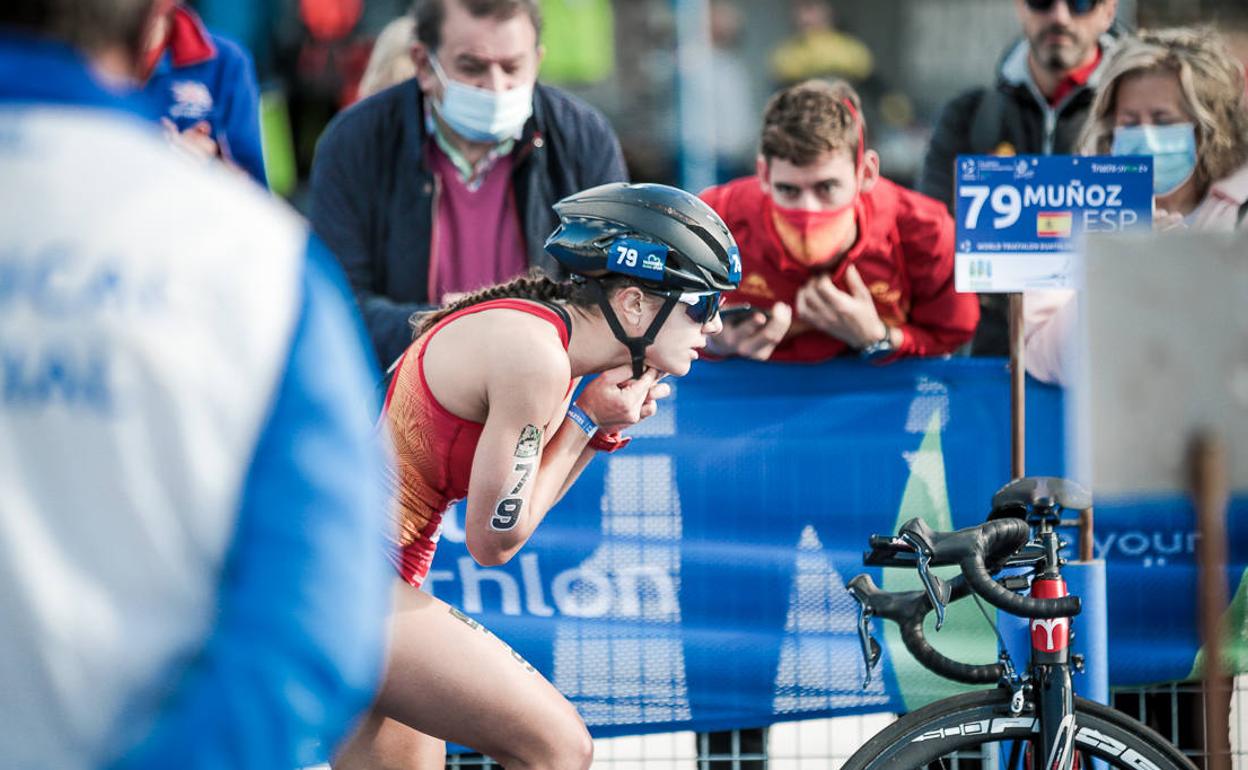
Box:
[1023,0,1103,14]
[642,290,720,324]
[678,291,722,325]
[641,288,722,324]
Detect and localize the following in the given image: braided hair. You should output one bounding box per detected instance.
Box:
[412,268,639,338]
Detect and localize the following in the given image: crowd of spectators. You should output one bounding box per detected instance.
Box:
[313,0,1247,370]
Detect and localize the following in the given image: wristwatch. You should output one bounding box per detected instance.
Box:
[859,326,895,360]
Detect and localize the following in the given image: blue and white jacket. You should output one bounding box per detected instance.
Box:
[0,33,390,770]
[143,5,267,186]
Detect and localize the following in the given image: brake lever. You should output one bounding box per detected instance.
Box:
[900,531,951,630]
[848,584,882,688]
[854,599,882,689]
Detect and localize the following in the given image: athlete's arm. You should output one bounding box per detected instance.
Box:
[463,339,591,566]
[546,366,670,505]
[543,377,597,507]
[547,441,599,511]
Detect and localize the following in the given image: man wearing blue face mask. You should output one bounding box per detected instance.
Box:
[310,0,628,369]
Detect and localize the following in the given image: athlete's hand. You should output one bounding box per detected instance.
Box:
[577,366,664,434]
[795,266,884,349]
[638,373,672,421]
[705,302,793,361]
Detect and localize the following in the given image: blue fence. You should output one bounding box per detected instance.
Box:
[423,358,1248,737]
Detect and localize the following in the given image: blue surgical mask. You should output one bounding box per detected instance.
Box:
[1111,123,1198,196]
[428,54,533,144]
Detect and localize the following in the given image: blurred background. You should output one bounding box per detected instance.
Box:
[195,0,1248,201]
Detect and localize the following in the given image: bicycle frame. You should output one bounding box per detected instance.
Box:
[1028,518,1077,770]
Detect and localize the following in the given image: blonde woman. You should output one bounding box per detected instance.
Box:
[357,15,418,100]
[1025,27,1248,385]
[1080,26,1248,228]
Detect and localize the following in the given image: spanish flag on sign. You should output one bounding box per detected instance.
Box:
[1037,211,1073,238]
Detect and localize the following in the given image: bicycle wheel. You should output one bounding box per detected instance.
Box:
[841,689,1196,770]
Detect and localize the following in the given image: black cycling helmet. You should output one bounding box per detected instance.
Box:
[544,183,741,378]
[545,182,741,292]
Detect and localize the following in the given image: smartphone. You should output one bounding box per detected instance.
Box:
[719,304,770,326]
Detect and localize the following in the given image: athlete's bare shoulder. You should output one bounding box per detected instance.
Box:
[423,303,571,418]
[473,307,571,384]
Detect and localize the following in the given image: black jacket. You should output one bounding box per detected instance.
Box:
[916,34,1121,355]
[309,79,628,366]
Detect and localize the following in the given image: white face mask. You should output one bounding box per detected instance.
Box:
[428,54,534,144]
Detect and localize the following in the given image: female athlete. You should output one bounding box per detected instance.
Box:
[335,182,741,770]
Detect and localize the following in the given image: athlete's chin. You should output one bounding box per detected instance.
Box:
[648,358,691,377]
[669,358,695,377]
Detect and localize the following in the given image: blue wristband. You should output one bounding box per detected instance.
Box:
[566,403,598,437]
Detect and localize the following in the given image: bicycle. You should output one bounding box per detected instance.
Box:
[843,476,1197,770]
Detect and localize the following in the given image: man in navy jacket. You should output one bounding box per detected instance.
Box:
[309,0,627,368]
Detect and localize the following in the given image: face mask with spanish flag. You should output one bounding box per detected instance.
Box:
[769,197,857,267]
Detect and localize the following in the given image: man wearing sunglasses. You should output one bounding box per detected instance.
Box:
[917,0,1122,355]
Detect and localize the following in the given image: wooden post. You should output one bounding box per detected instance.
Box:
[1190,432,1230,770]
[1008,293,1025,479]
[1078,508,1094,563]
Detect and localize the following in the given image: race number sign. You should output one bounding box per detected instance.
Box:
[954,155,1153,292]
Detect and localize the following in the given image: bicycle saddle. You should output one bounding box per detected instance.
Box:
[988,476,1092,520]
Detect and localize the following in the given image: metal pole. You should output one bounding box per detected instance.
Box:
[1008,292,1025,479]
[673,0,716,194]
[1190,431,1230,770]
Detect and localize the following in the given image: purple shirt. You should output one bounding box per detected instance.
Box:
[429,145,528,301]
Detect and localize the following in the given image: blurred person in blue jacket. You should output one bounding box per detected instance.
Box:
[139,0,269,185]
[0,1,393,767]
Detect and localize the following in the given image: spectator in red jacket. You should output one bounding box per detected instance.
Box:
[702,79,978,362]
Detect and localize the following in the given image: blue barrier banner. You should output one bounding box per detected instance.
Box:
[954,154,1153,292]
[423,358,1248,737]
